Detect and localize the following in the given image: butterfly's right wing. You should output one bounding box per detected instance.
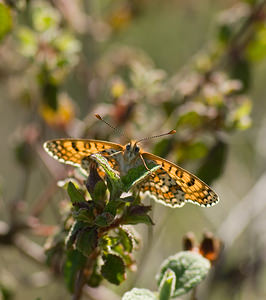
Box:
[140,152,219,208]
[44,139,123,173]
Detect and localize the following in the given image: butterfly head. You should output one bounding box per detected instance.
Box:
[123,141,141,163]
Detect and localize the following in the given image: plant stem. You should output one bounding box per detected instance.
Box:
[191,287,198,300]
[72,268,87,300]
[72,248,100,300]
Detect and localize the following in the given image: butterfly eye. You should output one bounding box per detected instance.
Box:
[126,144,131,151]
[135,146,140,153]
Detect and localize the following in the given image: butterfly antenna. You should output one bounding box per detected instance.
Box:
[95,114,125,137]
[136,130,176,144]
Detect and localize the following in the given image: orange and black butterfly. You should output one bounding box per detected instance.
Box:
[44,115,219,208]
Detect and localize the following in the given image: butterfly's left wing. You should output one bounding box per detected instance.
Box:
[44,139,123,174]
[140,152,219,208]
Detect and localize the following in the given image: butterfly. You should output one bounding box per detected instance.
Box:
[43,135,219,208]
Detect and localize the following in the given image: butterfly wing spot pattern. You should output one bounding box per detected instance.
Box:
[44,139,219,208]
[141,153,219,208]
[44,139,123,167]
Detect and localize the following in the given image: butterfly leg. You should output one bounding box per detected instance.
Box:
[140,154,152,173]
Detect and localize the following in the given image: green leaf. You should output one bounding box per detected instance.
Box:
[197,140,228,185]
[104,197,122,216]
[177,141,208,162]
[157,251,211,297]
[92,180,107,203]
[122,288,157,300]
[94,212,114,227]
[65,221,85,249]
[89,154,122,200]
[177,111,202,128]
[67,182,86,204]
[122,205,154,225]
[64,249,86,292]
[76,227,98,257]
[158,269,176,300]
[0,3,12,42]
[121,163,160,192]
[101,254,126,285]
[73,208,95,224]
[119,228,133,253]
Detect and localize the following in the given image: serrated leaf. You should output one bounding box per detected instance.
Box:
[67,182,86,204]
[197,140,227,185]
[157,251,211,297]
[76,227,98,257]
[112,245,135,269]
[119,228,133,253]
[0,3,12,41]
[122,288,157,300]
[101,254,126,285]
[121,163,160,192]
[158,269,176,300]
[64,249,86,292]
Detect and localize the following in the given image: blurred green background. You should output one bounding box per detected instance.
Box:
[1,0,266,299]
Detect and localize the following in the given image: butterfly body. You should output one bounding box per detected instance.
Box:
[44,138,219,208]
